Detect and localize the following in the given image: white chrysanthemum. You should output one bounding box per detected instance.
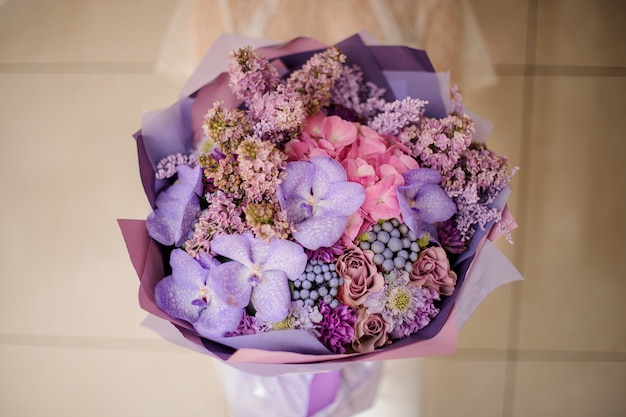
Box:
[261,300,322,336]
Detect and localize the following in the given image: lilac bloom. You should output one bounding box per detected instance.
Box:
[155,249,243,338]
[147,164,202,247]
[397,168,456,240]
[210,233,307,322]
[277,156,365,250]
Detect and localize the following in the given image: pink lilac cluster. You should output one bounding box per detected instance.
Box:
[201,102,250,155]
[228,45,280,104]
[146,44,514,355]
[285,46,345,115]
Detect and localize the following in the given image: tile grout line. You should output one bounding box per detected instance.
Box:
[0,333,181,353]
[3,332,625,361]
[495,64,626,77]
[1,62,625,77]
[0,61,156,74]
[502,0,539,416]
[3,333,625,362]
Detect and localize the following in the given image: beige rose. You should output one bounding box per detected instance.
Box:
[336,247,384,307]
[352,309,391,353]
[410,246,457,296]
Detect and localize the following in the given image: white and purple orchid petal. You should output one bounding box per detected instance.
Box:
[317,181,365,217]
[310,156,348,182]
[309,157,348,198]
[146,164,202,246]
[249,236,271,265]
[196,252,220,270]
[192,298,244,338]
[211,261,253,308]
[263,239,308,280]
[413,183,457,223]
[310,156,348,199]
[210,233,254,267]
[251,270,291,322]
[293,214,349,250]
[277,160,314,202]
[282,198,312,224]
[309,165,334,199]
[279,157,365,250]
[402,167,442,186]
[154,249,211,323]
[169,249,208,286]
[155,275,203,322]
[398,168,457,238]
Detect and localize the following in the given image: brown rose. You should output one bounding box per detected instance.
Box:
[410,246,457,296]
[352,309,391,353]
[336,246,384,307]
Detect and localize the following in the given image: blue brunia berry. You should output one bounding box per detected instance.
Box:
[358,218,423,273]
[292,259,343,307]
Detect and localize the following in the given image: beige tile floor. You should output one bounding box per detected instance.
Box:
[1,0,625,416]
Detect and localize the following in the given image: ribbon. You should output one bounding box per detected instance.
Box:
[306,370,342,416]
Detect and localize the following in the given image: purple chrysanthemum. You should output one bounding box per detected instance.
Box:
[316,301,357,354]
[305,240,345,263]
[224,314,260,337]
[437,217,467,254]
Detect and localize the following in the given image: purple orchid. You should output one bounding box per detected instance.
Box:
[397,168,456,240]
[155,249,244,338]
[147,164,202,247]
[277,156,365,250]
[210,233,307,322]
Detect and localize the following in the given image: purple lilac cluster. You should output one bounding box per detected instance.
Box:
[155,153,198,180]
[330,64,387,120]
[368,97,428,136]
[145,44,515,355]
[397,109,517,244]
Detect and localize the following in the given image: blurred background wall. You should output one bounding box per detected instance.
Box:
[0,0,624,416]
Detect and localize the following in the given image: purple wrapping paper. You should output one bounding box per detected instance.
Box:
[121,32,523,378]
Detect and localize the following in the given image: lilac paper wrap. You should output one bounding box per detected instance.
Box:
[121,33,523,377]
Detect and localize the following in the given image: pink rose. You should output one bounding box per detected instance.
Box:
[352,309,391,353]
[337,247,384,307]
[410,246,457,296]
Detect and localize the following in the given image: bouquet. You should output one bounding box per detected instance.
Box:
[119,32,522,416]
